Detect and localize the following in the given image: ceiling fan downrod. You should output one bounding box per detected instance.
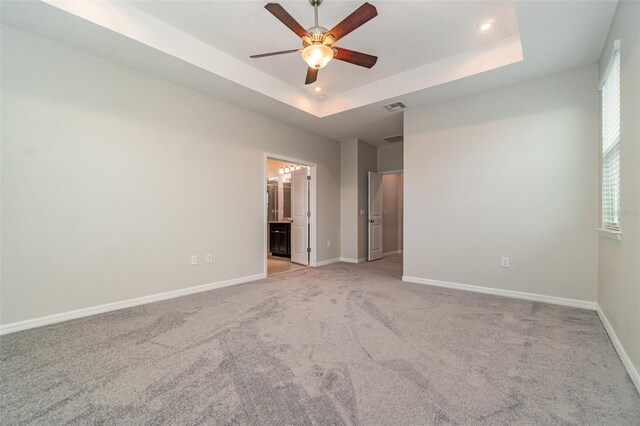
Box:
[311,0,321,27]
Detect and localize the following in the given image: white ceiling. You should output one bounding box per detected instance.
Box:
[127,1,520,97]
[1,1,617,146]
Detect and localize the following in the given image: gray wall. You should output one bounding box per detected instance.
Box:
[597,0,640,380]
[340,139,378,262]
[1,26,341,325]
[377,142,403,172]
[340,139,358,261]
[357,140,378,260]
[404,64,599,303]
[382,173,403,254]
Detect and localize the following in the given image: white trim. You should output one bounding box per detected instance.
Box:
[383,250,402,257]
[596,228,622,241]
[0,273,265,336]
[597,306,640,393]
[340,257,367,264]
[402,276,597,310]
[379,169,404,175]
[599,39,621,90]
[316,258,341,267]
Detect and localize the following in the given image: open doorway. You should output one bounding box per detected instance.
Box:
[367,171,403,261]
[264,155,317,276]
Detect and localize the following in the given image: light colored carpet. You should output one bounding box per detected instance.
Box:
[1,255,638,425]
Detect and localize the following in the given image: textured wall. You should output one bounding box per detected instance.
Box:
[377,142,403,172]
[382,173,403,254]
[357,141,378,260]
[597,0,640,383]
[340,139,359,261]
[1,26,341,324]
[404,65,599,303]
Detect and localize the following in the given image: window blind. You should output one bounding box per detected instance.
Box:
[601,49,620,230]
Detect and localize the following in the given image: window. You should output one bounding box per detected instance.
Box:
[601,47,620,231]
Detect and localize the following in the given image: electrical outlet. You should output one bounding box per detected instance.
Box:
[327,240,331,247]
[191,255,198,266]
[501,257,510,268]
[206,254,213,263]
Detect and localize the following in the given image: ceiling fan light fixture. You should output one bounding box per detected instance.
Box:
[302,44,334,69]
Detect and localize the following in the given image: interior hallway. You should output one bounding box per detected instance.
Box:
[1,255,638,424]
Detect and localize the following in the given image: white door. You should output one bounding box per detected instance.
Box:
[368,171,383,261]
[290,168,309,265]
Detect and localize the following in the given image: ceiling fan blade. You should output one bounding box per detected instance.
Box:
[264,3,309,38]
[327,2,377,43]
[305,67,318,85]
[333,47,378,68]
[250,49,301,59]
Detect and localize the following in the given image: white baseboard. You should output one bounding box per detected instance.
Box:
[316,258,341,267]
[340,257,367,264]
[597,306,640,393]
[0,273,266,336]
[402,276,597,311]
[383,250,402,257]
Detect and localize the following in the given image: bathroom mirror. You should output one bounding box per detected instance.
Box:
[266,177,292,222]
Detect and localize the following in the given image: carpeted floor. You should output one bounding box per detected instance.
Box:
[1,255,639,425]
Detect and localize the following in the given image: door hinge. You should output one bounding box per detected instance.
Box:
[307,211,311,217]
[307,247,311,253]
[307,175,311,181]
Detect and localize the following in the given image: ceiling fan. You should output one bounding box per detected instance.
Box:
[250,0,378,85]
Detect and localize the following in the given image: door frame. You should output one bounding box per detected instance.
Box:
[263,153,318,276]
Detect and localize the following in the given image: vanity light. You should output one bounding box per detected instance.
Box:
[314,87,322,92]
[278,164,304,174]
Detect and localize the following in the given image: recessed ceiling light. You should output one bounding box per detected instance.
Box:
[314,87,322,92]
[478,20,493,32]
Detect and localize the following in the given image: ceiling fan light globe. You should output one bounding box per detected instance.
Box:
[302,44,334,69]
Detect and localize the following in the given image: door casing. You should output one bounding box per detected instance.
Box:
[263,153,317,276]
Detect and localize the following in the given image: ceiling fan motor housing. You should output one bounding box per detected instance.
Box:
[303,26,333,46]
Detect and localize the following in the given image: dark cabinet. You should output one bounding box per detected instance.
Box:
[269,222,291,257]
